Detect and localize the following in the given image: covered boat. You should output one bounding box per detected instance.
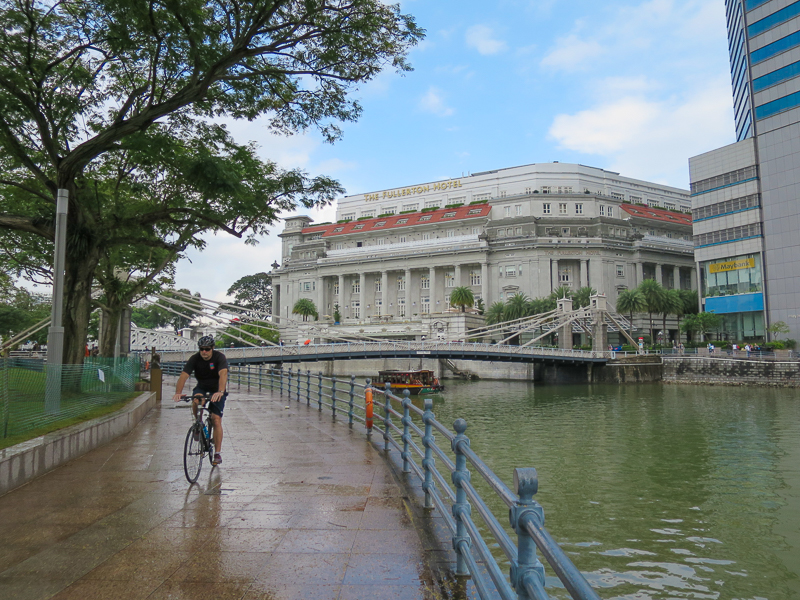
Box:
[373,370,444,396]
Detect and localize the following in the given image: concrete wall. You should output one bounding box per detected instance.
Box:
[663,357,800,387]
[0,391,157,497]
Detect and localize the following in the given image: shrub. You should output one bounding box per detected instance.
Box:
[421,206,438,212]
[469,200,489,205]
[444,203,464,208]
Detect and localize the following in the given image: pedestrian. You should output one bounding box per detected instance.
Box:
[745,343,751,358]
[679,342,685,355]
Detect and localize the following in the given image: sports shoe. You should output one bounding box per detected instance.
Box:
[212,453,222,465]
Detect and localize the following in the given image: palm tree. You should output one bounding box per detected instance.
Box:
[450,286,475,313]
[615,289,646,341]
[292,298,318,321]
[549,286,572,301]
[485,301,506,326]
[573,286,597,308]
[504,293,531,321]
[637,279,667,343]
[679,289,699,316]
[662,289,684,345]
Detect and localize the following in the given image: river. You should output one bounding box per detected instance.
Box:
[428,380,800,600]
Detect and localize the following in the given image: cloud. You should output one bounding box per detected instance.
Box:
[540,34,605,71]
[548,75,735,187]
[465,25,508,55]
[419,87,454,116]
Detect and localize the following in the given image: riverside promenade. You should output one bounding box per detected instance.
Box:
[0,381,443,600]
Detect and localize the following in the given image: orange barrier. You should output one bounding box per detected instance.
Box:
[365,387,373,430]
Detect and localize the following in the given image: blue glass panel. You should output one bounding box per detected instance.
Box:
[753,59,800,91]
[748,0,800,37]
[751,29,800,64]
[755,89,800,118]
[705,293,764,314]
[737,110,753,140]
[746,0,773,10]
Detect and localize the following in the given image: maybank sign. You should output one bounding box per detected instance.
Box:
[364,180,463,202]
[709,257,755,274]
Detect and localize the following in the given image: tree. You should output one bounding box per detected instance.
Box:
[681,312,722,341]
[661,289,684,345]
[549,286,573,301]
[637,279,667,343]
[615,289,647,341]
[767,320,790,340]
[227,273,273,316]
[485,302,506,326]
[504,293,530,345]
[217,321,279,348]
[0,285,50,346]
[292,299,318,322]
[131,290,203,333]
[450,287,474,313]
[0,0,423,365]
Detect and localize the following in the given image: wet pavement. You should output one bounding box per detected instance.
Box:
[0,380,440,600]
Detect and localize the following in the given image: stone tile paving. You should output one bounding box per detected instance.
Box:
[0,382,448,600]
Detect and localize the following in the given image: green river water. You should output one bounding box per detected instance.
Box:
[427,380,800,600]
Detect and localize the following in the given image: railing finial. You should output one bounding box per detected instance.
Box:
[514,467,539,503]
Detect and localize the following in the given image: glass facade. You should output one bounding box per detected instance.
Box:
[748,0,800,37]
[701,253,763,298]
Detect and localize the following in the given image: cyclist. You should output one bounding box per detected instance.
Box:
[172,335,229,465]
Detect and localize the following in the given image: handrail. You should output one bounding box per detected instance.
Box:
[160,363,600,599]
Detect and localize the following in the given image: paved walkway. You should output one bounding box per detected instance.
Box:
[0,381,439,600]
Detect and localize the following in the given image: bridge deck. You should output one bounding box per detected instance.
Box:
[0,382,438,600]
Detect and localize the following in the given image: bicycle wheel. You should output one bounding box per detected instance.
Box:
[183,423,204,483]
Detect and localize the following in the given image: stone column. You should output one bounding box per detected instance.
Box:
[381,271,389,316]
[338,274,345,307]
[405,268,412,317]
[317,276,324,317]
[551,259,560,291]
[429,266,437,312]
[580,259,588,288]
[454,264,462,288]
[673,266,681,290]
[636,262,644,285]
[481,263,489,305]
[655,264,663,286]
[359,272,366,320]
[692,267,698,291]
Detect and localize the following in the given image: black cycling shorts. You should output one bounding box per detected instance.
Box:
[192,386,228,418]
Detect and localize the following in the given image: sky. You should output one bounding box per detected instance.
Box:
[174,0,737,302]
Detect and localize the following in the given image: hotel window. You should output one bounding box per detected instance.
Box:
[500,191,507,198]
[302,281,312,292]
[616,265,625,277]
[575,203,583,215]
[341,213,355,221]
[560,272,570,283]
[353,223,365,230]
[558,186,573,194]
[352,281,360,293]
[398,298,406,317]
[647,199,659,208]
[542,186,552,193]
[507,228,513,236]
[397,218,409,224]
[504,206,511,217]
[419,215,432,222]
[515,227,522,235]
[445,295,451,309]
[420,275,430,289]
[333,281,339,295]
[335,242,343,250]
[397,276,406,291]
[423,233,431,240]
[402,203,418,212]
[515,204,522,216]
[375,221,387,227]
[543,203,551,215]
[446,230,456,238]
[505,266,516,277]
[376,300,382,316]
[421,297,430,314]
[443,212,456,218]
[474,193,490,202]
[558,203,567,215]
[383,206,397,214]
[445,271,455,287]
[468,208,482,215]
[607,207,613,218]
[352,301,360,319]
[470,270,481,285]
[498,229,505,237]
[611,192,625,200]
[450,196,466,203]
[525,187,532,194]
[375,279,382,292]
[600,205,605,216]
[472,227,480,234]
[362,210,375,218]
[424,200,439,209]
[629,195,642,203]
[377,238,385,245]
[399,235,406,243]
[333,227,344,233]
[562,227,570,236]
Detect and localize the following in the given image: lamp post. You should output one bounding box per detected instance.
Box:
[45,189,68,413]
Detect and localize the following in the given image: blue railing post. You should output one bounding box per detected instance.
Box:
[331,376,337,419]
[422,398,434,509]
[401,389,411,473]
[349,375,355,427]
[279,367,284,396]
[306,370,311,406]
[288,367,293,399]
[384,382,392,452]
[247,364,251,391]
[510,468,546,600]
[296,369,301,403]
[451,418,471,577]
[317,372,323,411]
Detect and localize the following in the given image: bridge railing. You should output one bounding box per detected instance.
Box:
[190,364,600,600]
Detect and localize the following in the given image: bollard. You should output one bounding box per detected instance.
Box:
[331,376,337,419]
[317,372,323,411]
[422,398,434,509]
[151,366,162,403]
[306,370,311,406]
[384,382,392,452]
[348,375,355,427]
[510,468,546,600]
[451,418,471,577]
[365,379,373,437]
[401,389,411,473]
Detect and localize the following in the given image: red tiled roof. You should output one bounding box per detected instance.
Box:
[620,203,692,225]
[302,204,491,236]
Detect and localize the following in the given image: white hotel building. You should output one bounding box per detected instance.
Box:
[272,163,696,343]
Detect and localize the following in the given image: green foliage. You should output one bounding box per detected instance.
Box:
[449,287,474,312]
[227,273,272,316]
[681,312,722,340]
[0,284,50,346]
[444,203,464,208]
[549,286,572,301]
[485,301,506,326]
[767,320,791,337]
[217,321,279,348]
[421,207,439,212]
[333,303,342,323]
[475,298,485,315]
[504,293,531,321]
[292,298,318,321]
[131,290,202,333]
[572,286,597,309]
[469,200,489,205]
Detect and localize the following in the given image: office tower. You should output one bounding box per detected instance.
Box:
[689,0,800,341]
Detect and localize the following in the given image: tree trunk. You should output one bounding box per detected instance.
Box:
[62,251,100,366]
[99,306,123,358]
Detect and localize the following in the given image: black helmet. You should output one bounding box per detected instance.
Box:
[197,335,215,349]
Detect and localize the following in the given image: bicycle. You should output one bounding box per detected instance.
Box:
[181,392,216,483]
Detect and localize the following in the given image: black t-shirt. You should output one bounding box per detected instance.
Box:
[182,350,229,390]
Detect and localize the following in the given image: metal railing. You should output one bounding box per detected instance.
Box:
[190,364,600,600]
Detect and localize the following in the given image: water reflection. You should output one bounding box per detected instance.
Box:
[429,381,800,599]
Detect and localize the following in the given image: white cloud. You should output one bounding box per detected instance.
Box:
[465,25,508,55]
[540,34,605,71]
[419,87,454,117]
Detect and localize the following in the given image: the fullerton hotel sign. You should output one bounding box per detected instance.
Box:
[363,179,463,202]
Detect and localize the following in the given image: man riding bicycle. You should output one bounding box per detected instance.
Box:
[172,336,228,465]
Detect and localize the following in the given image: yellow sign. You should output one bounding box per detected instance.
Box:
[364,179,463,202]
[709,257,755,274]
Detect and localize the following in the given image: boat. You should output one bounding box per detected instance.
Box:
[373,369,445,396]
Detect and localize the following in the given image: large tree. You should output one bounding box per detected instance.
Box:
[449,286,474,313]
[227,272,273,316]
[0,0,423,364]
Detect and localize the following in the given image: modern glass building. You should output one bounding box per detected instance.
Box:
[689,0,800,341]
